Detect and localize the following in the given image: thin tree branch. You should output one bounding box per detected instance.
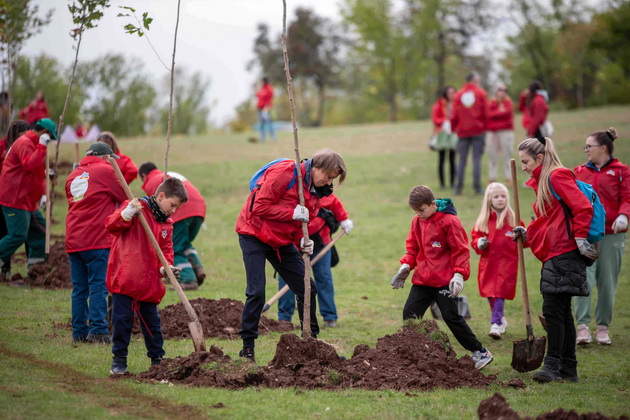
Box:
[164,0,181,180]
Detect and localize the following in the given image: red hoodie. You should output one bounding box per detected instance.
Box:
[141,168,206,223]
[0,137,7,174]
[65,156,127,253]
[520,93,548,136]
[19,99,49,126]
[117,151,138,185]
[431,98,454,134]
[574,158,630,234]
[487,98,514,131]
[524,166,593,262]
[256,84,274,110]
[452,82,487,138]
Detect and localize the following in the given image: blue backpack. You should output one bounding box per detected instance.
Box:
[549,177,606,243]
[249,158,297,191]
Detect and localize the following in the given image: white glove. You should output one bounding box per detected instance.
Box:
[448,273,464,298]
[441,120,451,133]
[300,237,314,256]
[160,265,182,280]
[39,194,46,210]
[292,205,309,222]
[391,264,410,289]
[575,237,599,260]
[39,133,51,146]
[340,219,354,234]
[121,198,142,221]
[612,214,628,234]
[72,162,79,170]
[477,237,489,250]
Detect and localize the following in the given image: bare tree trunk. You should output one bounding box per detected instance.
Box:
[315,82,325,127]
[436,31,446,95]
[164,0,181,180]
[282,0,312,339]
[388,93,398,122]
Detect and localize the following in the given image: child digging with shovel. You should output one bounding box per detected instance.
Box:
[106,177,187,374]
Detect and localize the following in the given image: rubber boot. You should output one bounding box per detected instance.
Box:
[559,359,579,383]
[532,356,562,383]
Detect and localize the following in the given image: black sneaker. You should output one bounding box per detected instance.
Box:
[239,347,256,363]
[151,357,163,366]
[110,357,127,375]
[72,336,88,344]
[533,365,562,383]
[86,333,112,344]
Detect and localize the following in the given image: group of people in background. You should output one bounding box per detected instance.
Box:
[431,73,550,193]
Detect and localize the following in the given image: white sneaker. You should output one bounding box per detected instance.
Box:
[471,348,493,369]
[596,325,611,345]
[499,317,508,334]
[489,324,502,339]
[576,324,592,345]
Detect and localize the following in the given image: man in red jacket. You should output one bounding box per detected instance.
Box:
[390,185,493,369]
[486,84,514,183]
[0,118,57,276]
[65,142,127,344]
[106,177,187,374]
[255,77,277,142]
[139,162,207,290]
[452,72,488,195]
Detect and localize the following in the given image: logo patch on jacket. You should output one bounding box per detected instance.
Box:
[432,241,442,248]
[70,172,90,201]
[161,230,167,238]
[606,170,615,176]
[505,231,514,238]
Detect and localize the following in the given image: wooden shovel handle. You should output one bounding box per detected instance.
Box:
[45,144,51,254]
[511,159,535,339]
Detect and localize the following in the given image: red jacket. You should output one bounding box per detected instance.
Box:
[400,204,470,287]
[517,93,530,131]
[141,168,206,223]
[309,194,349,245]
[0,131,47,212]
[0,137,7,174]
[574,158,630,234]
[451,82,487,138]
[487,98,514,131]
[236,160,321,248]
[256,84,274,110]
[431,98,454,134]
[524,166,593,262]
[471,212,522,300]
[19,99,49,126]
[105,199,173,304]
[520,93,548,136]
[65,156,127,253]
[117,151,138,185]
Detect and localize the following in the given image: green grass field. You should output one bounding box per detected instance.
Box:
[1,105,629,419]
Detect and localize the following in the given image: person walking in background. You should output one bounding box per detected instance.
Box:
[518,81,549,138]
[431,86,458,190]
[573,127,629,346]
[452,72,488,195]
[96,131,138,185]
[19,90,49,126]
[256,77,277,142]
[514,136,596,383]
[471,182,521,339]
[486,84,514,184]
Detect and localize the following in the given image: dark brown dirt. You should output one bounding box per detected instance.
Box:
[478,393,629,420]
[140,319,497,392]
[159,298,295,339]
[1,237,71,289]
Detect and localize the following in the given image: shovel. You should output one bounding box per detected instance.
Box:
[107,156,206,352]
[510,159,546,372]
[261,230,346,313]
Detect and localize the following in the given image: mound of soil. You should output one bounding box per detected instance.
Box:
[478,393,629,420]
[159,298,294,339]
[1,238,71,289]
[139,320,497,392]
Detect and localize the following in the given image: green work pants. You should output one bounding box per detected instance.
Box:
[172,216,204,284]
[0,206,46,267]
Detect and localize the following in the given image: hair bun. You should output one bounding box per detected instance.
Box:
[607,127,618,141]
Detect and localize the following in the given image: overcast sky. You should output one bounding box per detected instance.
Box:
[23,0,341,126]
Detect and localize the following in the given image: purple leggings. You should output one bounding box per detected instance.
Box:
[488,297,505,325]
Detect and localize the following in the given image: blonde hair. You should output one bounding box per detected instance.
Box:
[97,131,120,154]
[474,182,516,233]
[518,137,564,217]
[311,149,347,185]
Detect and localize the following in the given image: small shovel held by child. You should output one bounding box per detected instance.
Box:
[107,156,206,353]
[510,159,546,372]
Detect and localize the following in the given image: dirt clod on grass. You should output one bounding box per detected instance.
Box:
[478,393,629,420]
[159,298,294,339]
[140,319,497,392]
[1,238,71,289]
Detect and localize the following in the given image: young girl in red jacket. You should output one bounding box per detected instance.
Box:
[514,136,597,383]
[106,177,187,375]
[471,182,521,339]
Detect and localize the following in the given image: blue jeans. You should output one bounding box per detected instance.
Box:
[258,109,276,142]
[111,293,165,360]
[69,249,110,338]
[278,248,337,322]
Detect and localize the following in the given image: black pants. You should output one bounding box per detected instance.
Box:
[403,284,483,352]
[438,149,456,188]
[111,293,165,360]
[542,293,577,366]
[238,234,319,347]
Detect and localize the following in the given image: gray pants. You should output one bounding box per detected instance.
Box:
[455,133,485,193]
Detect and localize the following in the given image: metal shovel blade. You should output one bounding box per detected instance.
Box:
[511,336,546,372]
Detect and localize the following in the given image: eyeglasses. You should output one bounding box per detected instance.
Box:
[583,144,602,151]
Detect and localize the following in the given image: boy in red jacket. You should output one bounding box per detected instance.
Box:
[65,142,127,344]
[390,185,493,369]
[106,177,188,374]
[139,162,207,290]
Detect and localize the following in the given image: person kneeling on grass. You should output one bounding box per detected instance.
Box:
[106,177,187,374]
[390,185,493,369]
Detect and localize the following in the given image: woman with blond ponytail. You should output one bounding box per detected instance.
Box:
[573,128,629,346]
[514,135,597,384]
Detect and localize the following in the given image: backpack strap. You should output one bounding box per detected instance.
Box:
[548,175,574,240]
[249,161,298,214]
